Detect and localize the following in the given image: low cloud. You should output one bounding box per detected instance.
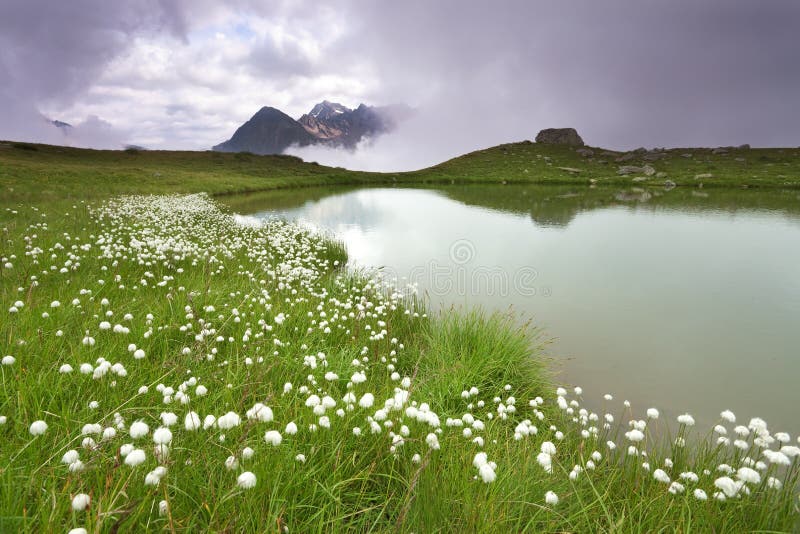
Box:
[1,1,799,166]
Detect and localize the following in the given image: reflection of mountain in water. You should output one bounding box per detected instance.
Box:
[223,184,800,229]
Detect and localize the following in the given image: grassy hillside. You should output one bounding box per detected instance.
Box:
[1,140,799,209]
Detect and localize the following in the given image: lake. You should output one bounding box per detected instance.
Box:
[225,184,800,433]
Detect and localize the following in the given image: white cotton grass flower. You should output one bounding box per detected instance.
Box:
[71,493,91,511]
[144,466,167,486]
[217,412,241,429]
[668,481,685,495]
[237,471,257,489]
[285,421,298,435]
[677,413,695,426]
[763,449,791,466]
[242,447,255,460]
[473,452,496,483]
[359,393,374,408]
[625,429,644,442]
[653,469,671,484]
[152,427,173,445]
[693,488,708,501]
[646,408,659,419]
[781,445,800,458]
[714,476,742,498]
[160,412,178,427]
[720,410,736,423]
[679,471,699,483]
[295,453,306,463]
[264,430,283,446]
[536,453,553,473]
[184,412,201,431]
[29,420,48,436]
[540,441,557,455]
[246,403,274,422]
[124,449,146,467]
[58,364,74,374]
[225,456,239,471]
[737,467,761,485]
[545,491,559,505]
[129,421,149,439]
[62,450,80,465]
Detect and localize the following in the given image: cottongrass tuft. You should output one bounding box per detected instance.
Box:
[237,471,257,489]
[71,493,91,511]
[29,420,48,436]
[653,469,671,484]
[129,421,149,439]
[124,449,146,467]
[677,413,695,426]
[264,430,283,446]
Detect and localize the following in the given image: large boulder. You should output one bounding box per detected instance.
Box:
[535,128,584,146]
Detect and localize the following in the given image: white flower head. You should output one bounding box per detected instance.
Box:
[237,471,256,489]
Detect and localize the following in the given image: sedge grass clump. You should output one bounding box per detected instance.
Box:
[0,193,797,532]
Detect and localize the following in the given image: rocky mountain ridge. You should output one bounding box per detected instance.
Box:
[213,100,405,155]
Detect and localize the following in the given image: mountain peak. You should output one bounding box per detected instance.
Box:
[309,100,350,119]
[213,99,405,155]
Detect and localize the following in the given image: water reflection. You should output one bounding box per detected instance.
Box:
[224,185,800,434]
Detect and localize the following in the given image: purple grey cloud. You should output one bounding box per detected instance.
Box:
[1,0,798,166]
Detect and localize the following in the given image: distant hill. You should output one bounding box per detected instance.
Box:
[212,107,316,155]
[213,101,406,155]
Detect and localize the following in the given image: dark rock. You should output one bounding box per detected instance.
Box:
[213,107,316,155]
[535,128,584,146]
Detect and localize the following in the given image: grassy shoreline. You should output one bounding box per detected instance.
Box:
[2,140,799,207]
[1,142,800,531]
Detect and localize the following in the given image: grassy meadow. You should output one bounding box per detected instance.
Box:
[1,140,800,532]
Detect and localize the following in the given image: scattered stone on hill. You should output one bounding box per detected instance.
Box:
[738,144,751,149]
[695,173,713,179]
[557,167,582,173]
[632,176,649,182]
[712,147,728,155]
[656,172,667,178]
[576,148,594,157]
[616,153,636,162]
[617,165,655,176]
[681,153,693,158]
[664,180,676,190]
[535,128,584,146]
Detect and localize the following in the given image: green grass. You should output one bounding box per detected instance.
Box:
[1,140,799,532]
[2,140,799,209]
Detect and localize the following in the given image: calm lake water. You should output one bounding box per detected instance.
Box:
[226,184,800,434]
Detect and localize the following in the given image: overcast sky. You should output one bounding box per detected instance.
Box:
[1,1,798,170]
